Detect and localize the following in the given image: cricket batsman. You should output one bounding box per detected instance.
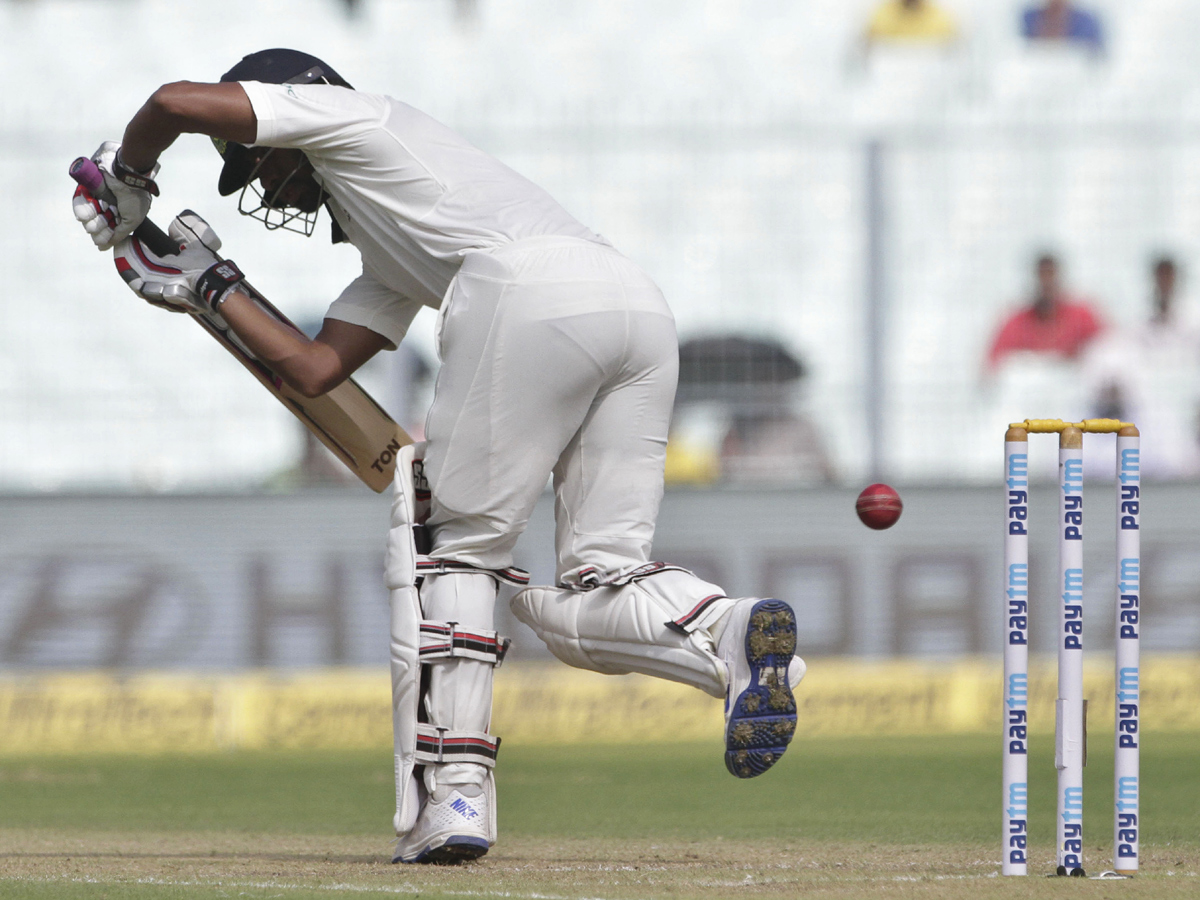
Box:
[72,49,807,864]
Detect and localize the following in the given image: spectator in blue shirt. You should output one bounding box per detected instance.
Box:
[1022,0,1104,55]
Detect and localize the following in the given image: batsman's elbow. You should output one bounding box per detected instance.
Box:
[271,321,379,399]
[287,367,349,399]
[144,83,208,133]
[144,81,258,145]
[148,83,189,117]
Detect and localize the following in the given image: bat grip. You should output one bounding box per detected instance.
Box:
[129,219,180,258]
[69,156,180,258]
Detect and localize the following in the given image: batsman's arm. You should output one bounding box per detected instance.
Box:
[216,295,390,398]
[71,156,387,399]
[114,84,393,393]
[120,82,256,174]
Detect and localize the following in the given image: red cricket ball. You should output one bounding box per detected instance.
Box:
[856,483,903,530]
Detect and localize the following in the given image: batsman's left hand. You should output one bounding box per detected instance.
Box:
[112,210,244,315]
[78,142,160,251]
[72,184,118,250]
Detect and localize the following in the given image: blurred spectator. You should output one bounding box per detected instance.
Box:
[986,253,1106,372]
[720,410,836,485]
[663,425,721,485]
[865,0,960,48]
[1083,256,1200,479]
[1021,0,1105,55]
[665,336,835,487]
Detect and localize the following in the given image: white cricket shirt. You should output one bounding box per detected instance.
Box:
[241,81,604,346]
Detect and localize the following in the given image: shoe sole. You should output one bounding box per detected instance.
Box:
[724,598,798,778]
[402,835,490,865]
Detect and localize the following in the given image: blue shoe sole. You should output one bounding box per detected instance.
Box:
[399,835,490,865]
[724,599,797,778]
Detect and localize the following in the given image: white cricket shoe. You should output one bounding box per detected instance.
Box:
[391,784,491,865]
[717,597,802,778]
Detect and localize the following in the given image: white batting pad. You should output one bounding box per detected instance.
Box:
[387,443,425,837]
[419,571,500,791]
[511,568,738,698]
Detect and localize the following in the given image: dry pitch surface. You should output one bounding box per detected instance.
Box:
[1,831,1197,899]
[0,736,1196,899]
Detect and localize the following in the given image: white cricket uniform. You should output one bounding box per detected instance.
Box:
[243,85,741,829]
[243,81,673,579]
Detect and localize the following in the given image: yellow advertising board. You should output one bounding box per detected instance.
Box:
[0,657,1195,754]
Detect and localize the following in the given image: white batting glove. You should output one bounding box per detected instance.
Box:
[168,209,223,255]
[83,141,160,251]
[112,210,244,315]
[72,184,118,248]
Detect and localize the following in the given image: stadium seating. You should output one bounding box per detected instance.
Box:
[8,0,1198,488]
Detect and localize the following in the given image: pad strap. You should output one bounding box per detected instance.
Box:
[415,724,500,767]
[572,562,728,635]
[666,593,729,635]
[419,621,511,666]
[575,561,695,590]
[416,557,531,587]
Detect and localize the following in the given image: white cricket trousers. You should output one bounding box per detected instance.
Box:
[424,236,678,580]
[410,237,733,793]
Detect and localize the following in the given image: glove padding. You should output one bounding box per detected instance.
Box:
[112,210,244,315]
[75,141,161,251]
[72,184,118,247]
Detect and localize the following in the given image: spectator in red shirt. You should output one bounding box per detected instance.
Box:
[986,253,1106,371]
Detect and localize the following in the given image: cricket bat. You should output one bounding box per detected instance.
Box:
[71,157,411,493]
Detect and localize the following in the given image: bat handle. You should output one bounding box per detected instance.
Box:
[69,156,180,258]
[69,156,106,194]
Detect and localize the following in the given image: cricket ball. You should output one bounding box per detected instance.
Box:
[856,483,903,530]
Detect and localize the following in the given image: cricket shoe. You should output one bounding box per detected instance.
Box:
[391,784,492,865]
[718,597,802,778]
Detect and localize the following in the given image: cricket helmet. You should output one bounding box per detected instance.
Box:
[213,49,353,197]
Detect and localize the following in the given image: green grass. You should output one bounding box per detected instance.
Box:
[0,733,1196,899]
[509,731,1200,846]
[1,733,1196,846]
[0,750,392,835]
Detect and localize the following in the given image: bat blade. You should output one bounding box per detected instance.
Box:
[190,285,411,492]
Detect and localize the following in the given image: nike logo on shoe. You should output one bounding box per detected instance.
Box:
[450,798,480,820]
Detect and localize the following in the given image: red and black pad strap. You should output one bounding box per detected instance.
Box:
[667,593,728,636]
[576,561,694,590]
[419,621,511,666]
[416,557,530,587]
[415,725,500,768]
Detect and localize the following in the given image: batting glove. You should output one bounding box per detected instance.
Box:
[112,210,244,315]
[79,141,160,251]
[72,184,118,247]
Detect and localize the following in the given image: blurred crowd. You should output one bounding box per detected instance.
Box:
[863,0,1104,54]
[661,247,1200,488]
[273,0,1200,490]
[984,252,1200,480]
[657,0,1200,489]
